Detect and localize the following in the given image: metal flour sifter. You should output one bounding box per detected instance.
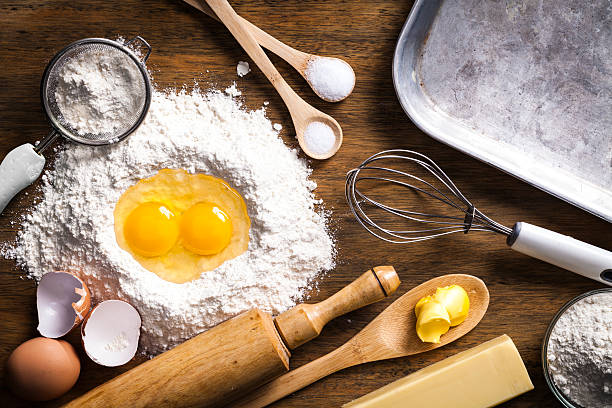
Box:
[0,36,152,214]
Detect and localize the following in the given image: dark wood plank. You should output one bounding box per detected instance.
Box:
[0,1,609,407]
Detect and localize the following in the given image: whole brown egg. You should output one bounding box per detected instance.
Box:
[6,337,80,401]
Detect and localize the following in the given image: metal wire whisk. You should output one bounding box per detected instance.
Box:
[345,150,513,243]
[345,149,612,286]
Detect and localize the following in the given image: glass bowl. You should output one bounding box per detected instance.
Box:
[541,288,612,408]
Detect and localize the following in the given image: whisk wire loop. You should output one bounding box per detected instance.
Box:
[345,150,512,243]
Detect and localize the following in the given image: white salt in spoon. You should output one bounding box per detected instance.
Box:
[204,0,342,160]
[183,0,356,102]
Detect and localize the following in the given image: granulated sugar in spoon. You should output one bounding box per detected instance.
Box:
[184,0,356,102]
[203,0,343,160]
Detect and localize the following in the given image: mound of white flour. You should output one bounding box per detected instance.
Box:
[3,88,335,355]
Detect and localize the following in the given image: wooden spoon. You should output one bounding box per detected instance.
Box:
[232,274,489,408]
[183,0,355,102]
[201,0,343,160]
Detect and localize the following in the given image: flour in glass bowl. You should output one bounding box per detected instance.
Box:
[2,85,335,355]
[546,291,612,408]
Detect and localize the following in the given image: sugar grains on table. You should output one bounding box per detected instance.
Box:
[236,61,251,77]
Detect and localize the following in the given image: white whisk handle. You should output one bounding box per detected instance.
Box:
[0,144,45,214]
[508,222,612,286]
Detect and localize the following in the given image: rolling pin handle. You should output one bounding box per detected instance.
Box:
[274,266,400,350]
[372,265,401,296]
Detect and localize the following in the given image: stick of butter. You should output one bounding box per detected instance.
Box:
[343,335,533,408]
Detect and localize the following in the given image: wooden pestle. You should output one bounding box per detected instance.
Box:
[62,266,400,408]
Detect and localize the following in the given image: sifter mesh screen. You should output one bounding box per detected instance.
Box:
[42,41,149,145]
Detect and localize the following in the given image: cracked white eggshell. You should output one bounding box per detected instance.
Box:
[81,300,141,367]
[37,271,91,338]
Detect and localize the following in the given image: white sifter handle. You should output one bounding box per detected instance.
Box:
[0,144,46,214]
[508,222,612,286]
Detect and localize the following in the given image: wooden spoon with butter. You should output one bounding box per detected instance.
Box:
[232,274,489,408]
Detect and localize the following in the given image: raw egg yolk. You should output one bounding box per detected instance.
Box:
[124,202,179,257]
[180,202,233,255]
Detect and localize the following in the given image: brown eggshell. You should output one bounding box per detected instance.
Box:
[72,273,91,320]
[6,337,80,401]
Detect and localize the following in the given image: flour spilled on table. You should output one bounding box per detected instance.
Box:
[2,86,335,355]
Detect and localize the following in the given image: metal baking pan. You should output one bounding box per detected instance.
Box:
[393,0,612,222]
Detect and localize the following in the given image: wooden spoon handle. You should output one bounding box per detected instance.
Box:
[203,0,299,105]
[186,0,311,70]
[186,0,220,21]
[239,16,311,71]
[232,345,355,408]
[275,266,400,349]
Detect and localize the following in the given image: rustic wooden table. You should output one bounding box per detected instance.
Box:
[1,1,609,407]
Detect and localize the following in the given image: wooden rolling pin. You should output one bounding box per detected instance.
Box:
[63,266,399,408]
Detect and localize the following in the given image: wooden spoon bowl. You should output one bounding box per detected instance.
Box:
[233,274,489,407]
[293,111,343,160]
[353,273,489,359]
[299,56,356,103]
